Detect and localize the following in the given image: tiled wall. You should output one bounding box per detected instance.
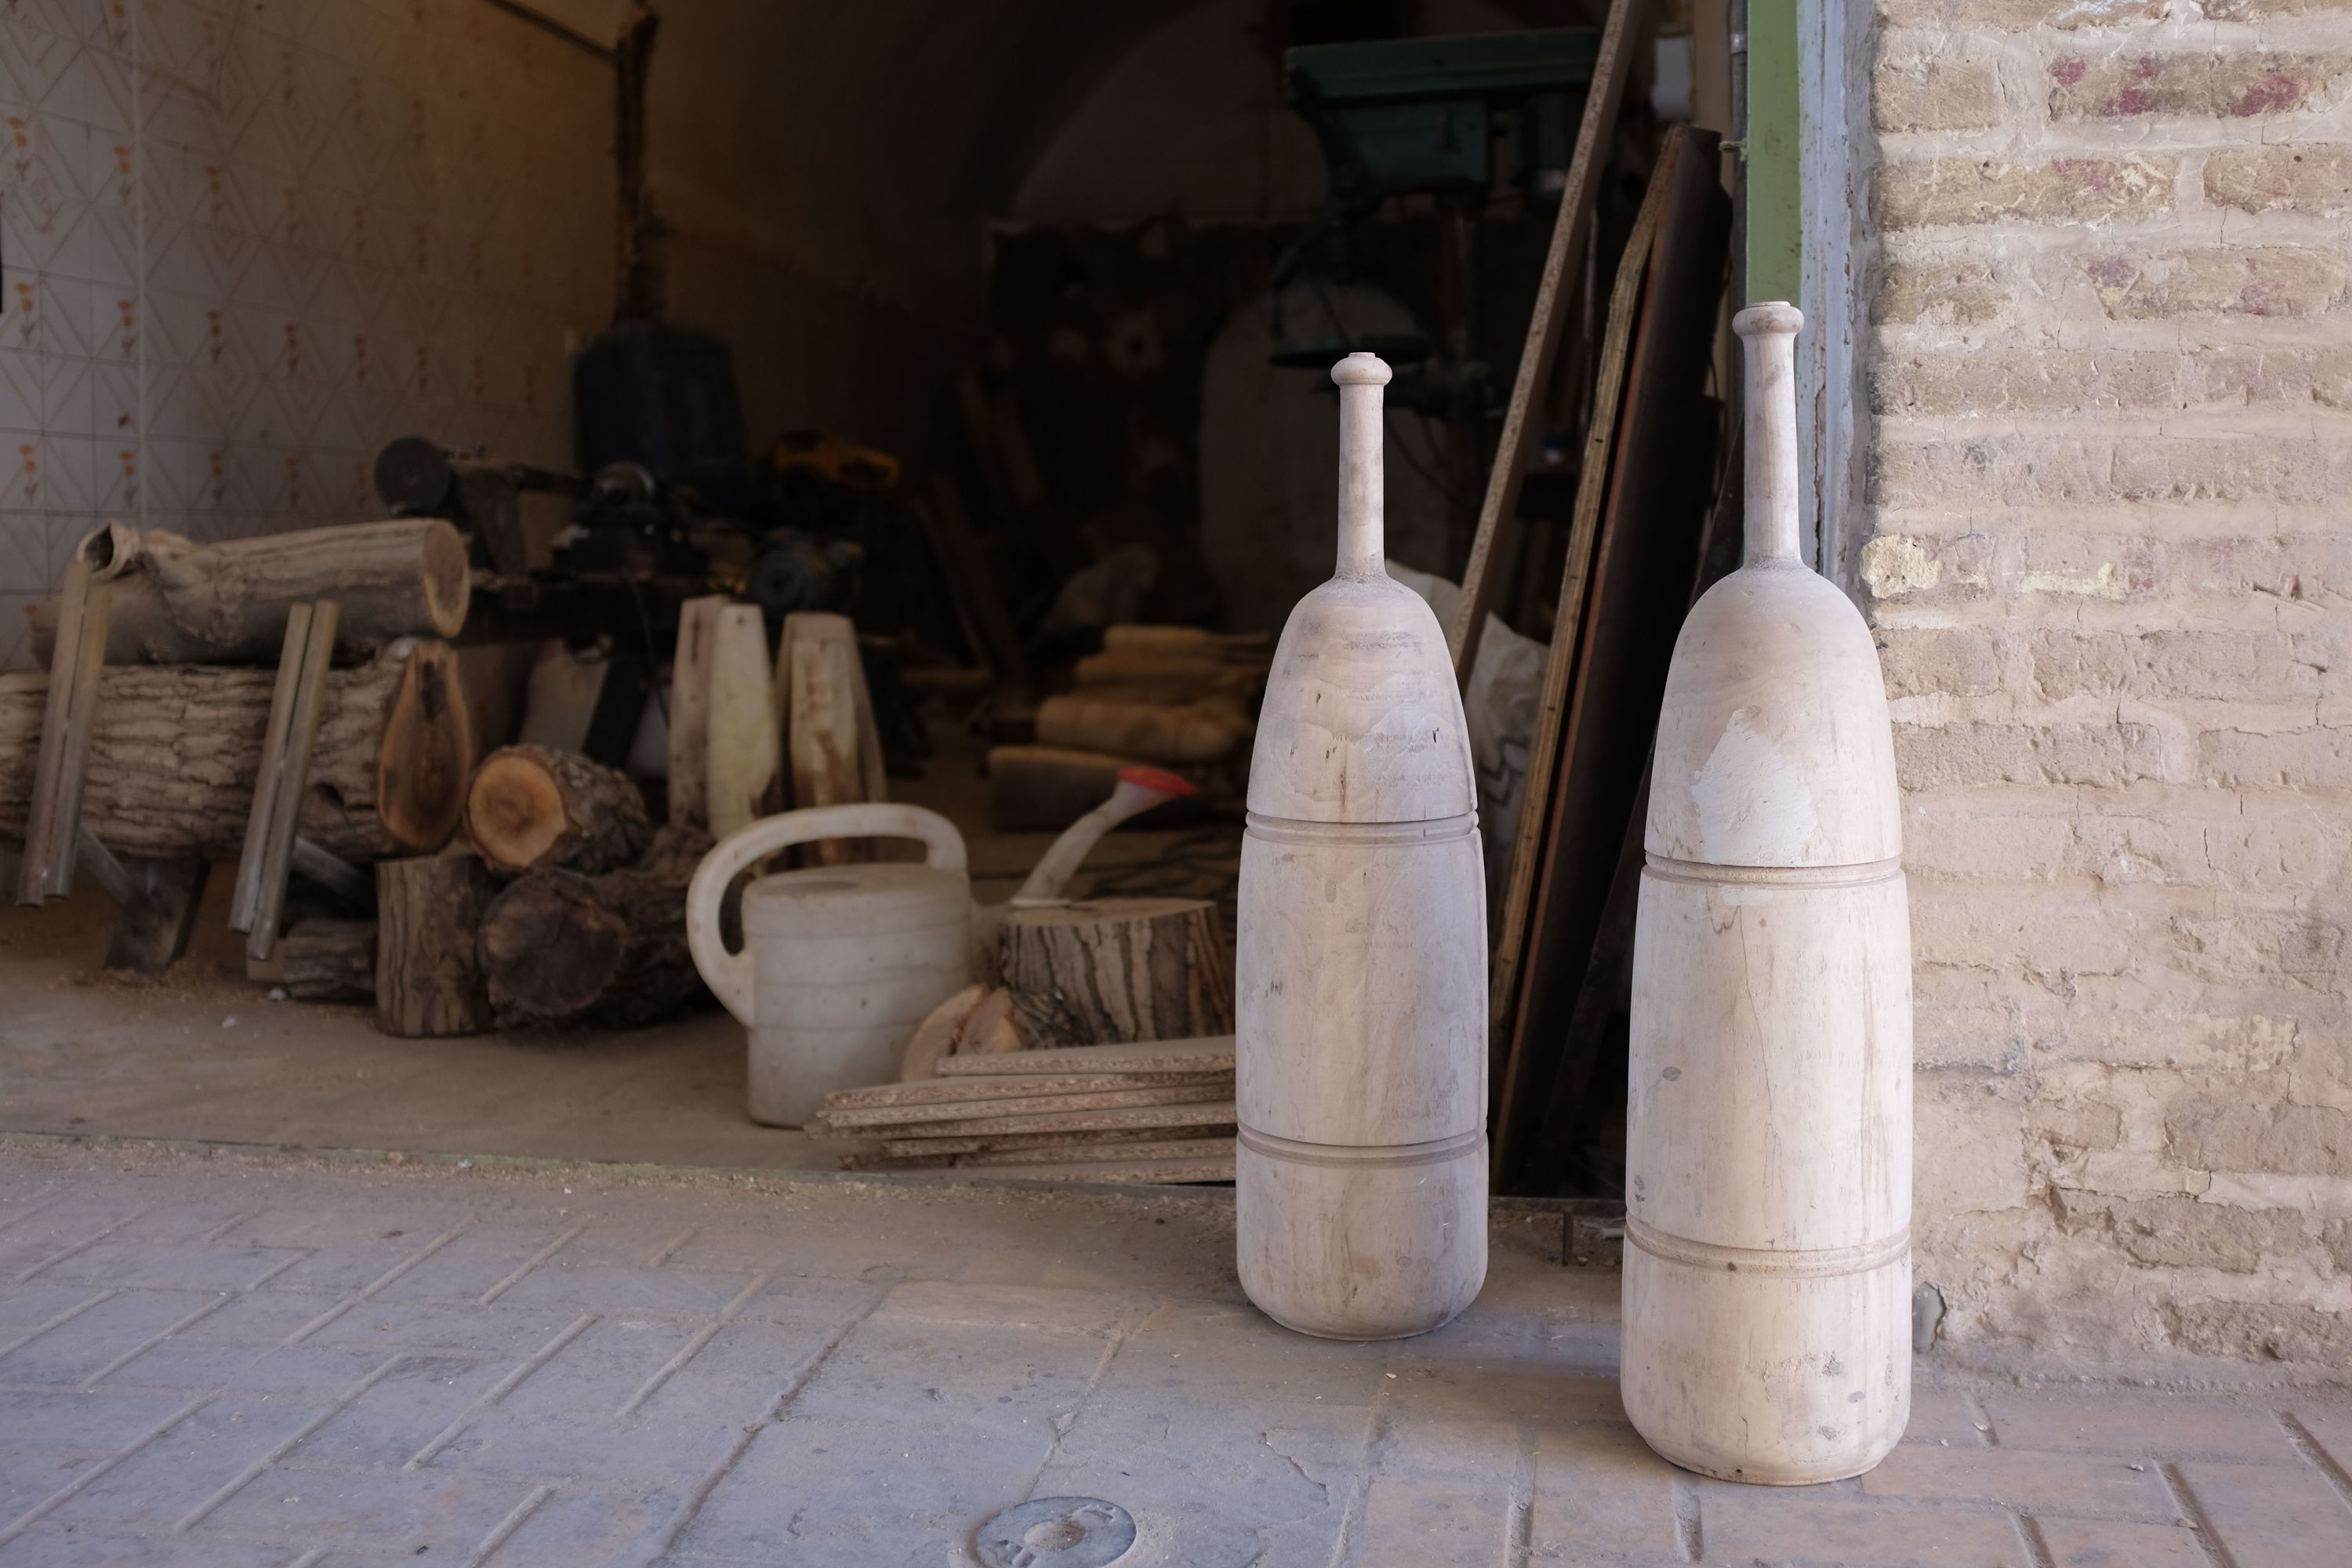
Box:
[0,0,614,666]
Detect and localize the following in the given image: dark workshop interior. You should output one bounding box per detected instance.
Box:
[2,0,1738,1200]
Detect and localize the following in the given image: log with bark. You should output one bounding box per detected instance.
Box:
[464,743,651,875]
[474,826,710,1029]
[1035,695,1250,765]
[28,520,470,666]
[0,639,473,862]
[281,918,377,1003]
[996,897,1234,1047]
[376,853,497,1036]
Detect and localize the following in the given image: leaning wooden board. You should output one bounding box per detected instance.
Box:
[1492,128,1732,1189]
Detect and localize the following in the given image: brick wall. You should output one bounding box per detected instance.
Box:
[1866,0,2352,1367]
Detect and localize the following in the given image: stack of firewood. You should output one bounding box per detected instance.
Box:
[989,624,1269,831]
[809,1036,1236,1181]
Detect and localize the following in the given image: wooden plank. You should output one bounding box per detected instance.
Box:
[17,559,103,904]
[825,1070,1232,1112]
[1493,129,1733,1189]
[1446,0,1648,685]
[959,1137,1233,1168]
[246,601,339,961]
[830,1098,1239,1141]
[818,1081,1231,1131]
[230,604,313,933]
[936,1035,1236,1077]
[1485,156,1673,1086]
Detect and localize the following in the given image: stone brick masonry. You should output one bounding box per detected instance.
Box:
[1866,0,2352,1367]
[5,1148,2352,1565]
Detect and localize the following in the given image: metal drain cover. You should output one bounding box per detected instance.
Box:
[972,1496,1137,1568]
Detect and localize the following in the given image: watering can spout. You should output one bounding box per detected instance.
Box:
[1009,766,1198,908]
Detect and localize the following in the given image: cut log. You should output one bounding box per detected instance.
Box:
[0,640,473,862]
[28,519,470,666]
[464,743,650,876]
[376,853,497,1036]
[475,825,710,1029]
[1035,695,1249,764]
[996,898,1234,1048]
[281,918,377,1003]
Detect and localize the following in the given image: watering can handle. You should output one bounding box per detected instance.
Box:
[685,804,969,1027]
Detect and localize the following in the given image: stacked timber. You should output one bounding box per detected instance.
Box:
[989,622,1268,831]
[808,1036,1237,1182]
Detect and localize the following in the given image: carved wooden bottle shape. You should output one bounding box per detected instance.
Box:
[1236,350,1488,1341]
[1621,303,1914,1483]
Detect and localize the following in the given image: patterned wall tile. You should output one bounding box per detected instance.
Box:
[0,0,614,664]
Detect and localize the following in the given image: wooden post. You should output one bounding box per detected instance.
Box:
[706,604,782,840]
[776,612,880,865]
[232,601,341,961]
[666,595,725,831]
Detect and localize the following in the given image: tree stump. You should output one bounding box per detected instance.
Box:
[996,897,1233,1048]
[376,854,497,1036]
[464,743,651,875]
[475,826,710,1029]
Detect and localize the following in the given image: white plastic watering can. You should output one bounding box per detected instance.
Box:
[686,768,1197,1126]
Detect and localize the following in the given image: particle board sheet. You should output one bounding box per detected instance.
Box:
[833,1098,1241,1141]
[818,1080,1232,1131]
[878,1124,1236,1159]
[822,1069,1232,1112]
[934,1035,1236,1077]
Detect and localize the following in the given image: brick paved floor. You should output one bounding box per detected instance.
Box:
[0,1140,2347,1567]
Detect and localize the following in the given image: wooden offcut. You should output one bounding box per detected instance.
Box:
[0,640,474,862]
[475,825,709,1029]
[464,743,651,876]
[376,852,497,1036]
[231,601,341,962]
[997,898,1233,1049]
[776,612,881,865]
[28,519,470,666]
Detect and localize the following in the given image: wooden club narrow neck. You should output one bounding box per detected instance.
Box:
[1734,302,1805,567]
[1331,350,1392,579]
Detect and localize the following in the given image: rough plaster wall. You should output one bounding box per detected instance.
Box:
[1865,0,2352,1369]
[0,0,613,668]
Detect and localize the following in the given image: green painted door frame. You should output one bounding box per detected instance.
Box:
[1742,0,1801,307]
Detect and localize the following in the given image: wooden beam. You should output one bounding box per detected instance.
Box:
[1446,0,1646,687]
[17,560,110,904]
